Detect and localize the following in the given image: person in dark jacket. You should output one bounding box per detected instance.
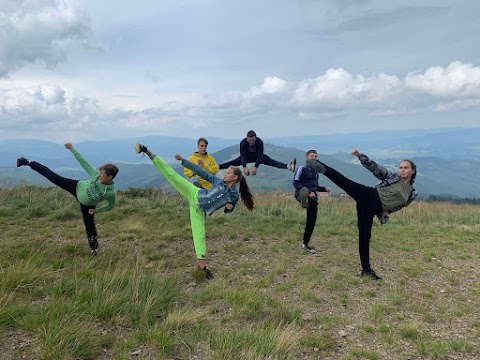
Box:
[312,150,417,280]
[293,150,331,254]
[219,130,296,176]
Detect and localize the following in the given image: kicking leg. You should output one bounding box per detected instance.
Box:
[28,161,78,196]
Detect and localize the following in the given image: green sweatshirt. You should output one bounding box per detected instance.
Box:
[70,148,116,213]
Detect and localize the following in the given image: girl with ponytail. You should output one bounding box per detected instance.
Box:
[135,144,254,280]
[312,149,417,280]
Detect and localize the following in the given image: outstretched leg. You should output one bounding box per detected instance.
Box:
[28,161,78,197]
[219,156,243,170]
[150,155,200,204]
[260,154,288,169]
[320,163,370,202]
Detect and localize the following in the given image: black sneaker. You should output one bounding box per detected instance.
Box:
[361,269,382,280]
[17,157,29,167]
[288,158,296,172]
[202,267,214,280]
[88,236,99,256]
[306,159,326,174]
[377,213,390,225]
[301,244,316,254]
[135,143,148,154]
[298,187,309,208]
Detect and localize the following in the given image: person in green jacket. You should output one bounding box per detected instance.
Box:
[16,143,118,256]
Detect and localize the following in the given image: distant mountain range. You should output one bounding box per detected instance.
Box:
[1,128,479,198]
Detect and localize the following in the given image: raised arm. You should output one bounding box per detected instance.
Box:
[183,155,196,179]
[352,149,391,180]
[66,143,99,179]
[177,155,220,186]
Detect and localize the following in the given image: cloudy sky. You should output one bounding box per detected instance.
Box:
[1,0,480,142]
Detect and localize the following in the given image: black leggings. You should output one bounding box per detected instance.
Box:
[303,199,318,245]
[29,161,97,239]
[219,154,287,170]
[321,163,382,271]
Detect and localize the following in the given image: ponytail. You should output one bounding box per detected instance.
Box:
[239,176,255,211]
[232,167,255,211]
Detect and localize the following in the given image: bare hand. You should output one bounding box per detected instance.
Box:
[351,149,360,157]
[65,143,73,150]
[174,154,183,161]
[243,167,250,176]
[225,203,234,210]
[251,167,257,176]
[88,208,95,215]
[197,159,204,166]
[308,191,316,198]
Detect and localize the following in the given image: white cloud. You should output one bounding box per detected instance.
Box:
[405,61,480,98]
[292,68,402,106]
[0,83,99,129]
[248,76,288,97]
[2,61,480,140]
[0,0,91,77]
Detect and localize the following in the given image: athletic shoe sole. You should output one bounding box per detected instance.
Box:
[298,187,309,208]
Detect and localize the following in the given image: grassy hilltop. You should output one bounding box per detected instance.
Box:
[0,187,479,359]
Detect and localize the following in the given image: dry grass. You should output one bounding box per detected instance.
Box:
[0,186,479,359]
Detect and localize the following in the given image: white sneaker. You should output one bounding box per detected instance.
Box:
[288,158,296,172]
[301,244,316,254]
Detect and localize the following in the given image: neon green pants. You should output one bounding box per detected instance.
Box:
[151,155,206,259]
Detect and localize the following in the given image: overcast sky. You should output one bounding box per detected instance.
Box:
[1,0,480,142]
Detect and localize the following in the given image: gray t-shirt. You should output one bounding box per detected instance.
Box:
[377,181,412,212]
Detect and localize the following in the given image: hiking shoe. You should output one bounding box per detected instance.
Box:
[17,157,29,167]
[89,236,99,256]
[306,159,326,174]
[288,157,296,172]
[135,143,148,154]
[298,187,309,208]
[202,267,214,280]
[301,244,316,254]
[377,213,390,225]
[361,269,382,280]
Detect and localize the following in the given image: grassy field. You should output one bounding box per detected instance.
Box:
[0,186,479,360]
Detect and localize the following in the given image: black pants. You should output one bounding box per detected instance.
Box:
[29,161,97,240]
[219,154,287,170]
[303,198,318,245]
[321,163,382,271]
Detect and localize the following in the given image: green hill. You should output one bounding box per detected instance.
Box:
[1,187,479,359]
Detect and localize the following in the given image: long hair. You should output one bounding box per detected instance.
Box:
[232,167,254,211]
[401,159,417,185]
